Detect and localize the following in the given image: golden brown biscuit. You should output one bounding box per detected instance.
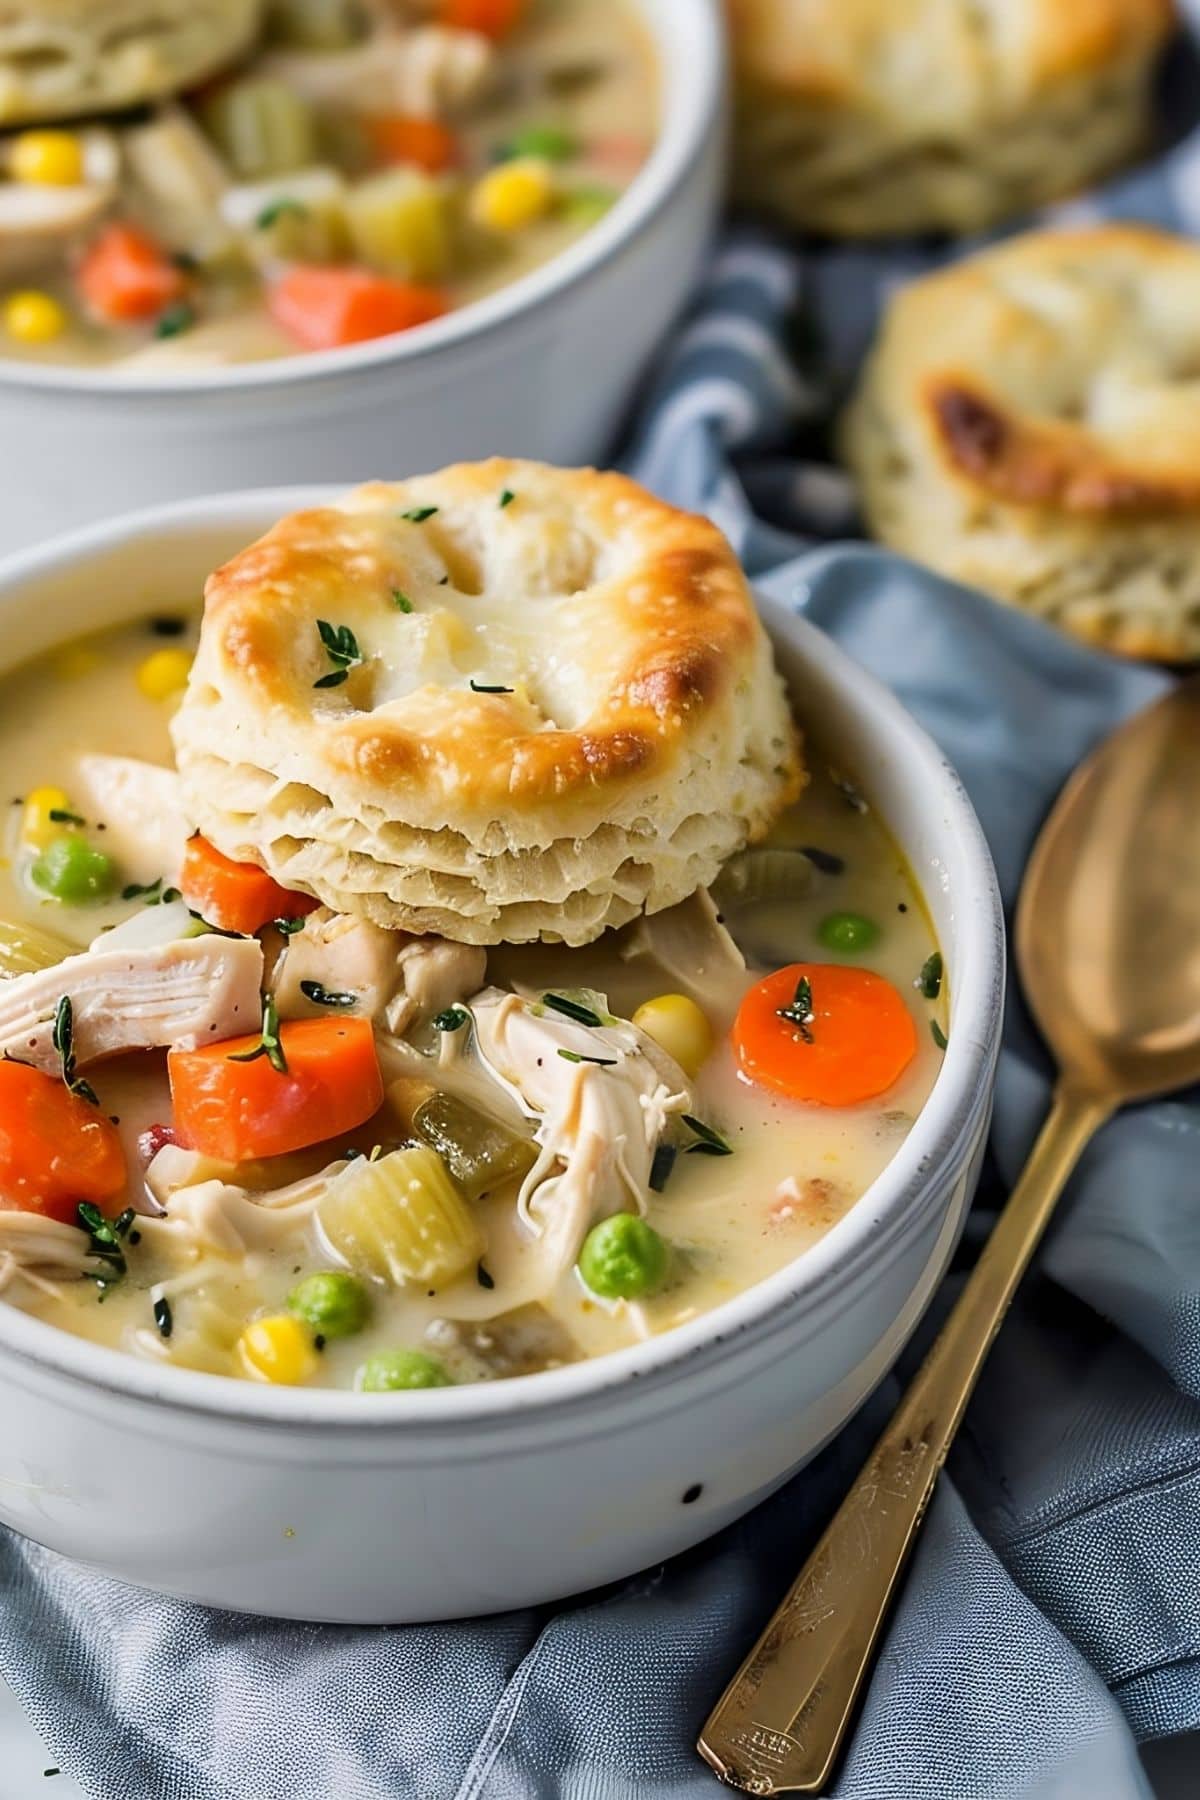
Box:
[172,460,803,945]
[730,0,1175,238]
[841,224,1200,660]
[0,0,263,125]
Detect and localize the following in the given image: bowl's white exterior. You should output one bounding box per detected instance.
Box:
[0,0,724,556]
[0,494,1004,1623]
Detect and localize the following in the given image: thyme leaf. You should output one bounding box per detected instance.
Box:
[399,506,438,523]
[918,952,944,1000]
[299,979,357,1009]
[52,995,98,1106]
[682,1114,733,1156]
[776,974,814,1042]
[557,1048,616,1066]
[227,994,287,1074]
[542,992,603,1028]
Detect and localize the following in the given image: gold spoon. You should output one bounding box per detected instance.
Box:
[698,674,1200,1795]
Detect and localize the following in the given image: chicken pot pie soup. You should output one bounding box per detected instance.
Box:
[0,473,947,1391]
[0,0,657,368]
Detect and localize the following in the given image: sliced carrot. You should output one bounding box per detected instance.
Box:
[181,836,319,937]
[438,0,526,37]
[268,265,448,351]
[77,222,187,324]
[169,1016,383,1162]
[0,1061,126,1224]
[365,114,459,173]
[732,963,918,1107]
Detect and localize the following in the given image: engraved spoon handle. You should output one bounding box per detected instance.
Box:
[698,1085,1112,1795]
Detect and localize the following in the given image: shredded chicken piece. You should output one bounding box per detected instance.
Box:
[137,1162,347,1264]
[271,909,485,1034]
[122,105,236,262]
[0,1211,104,1295]
[470,989,690,1284]
[72,754,190,888]
[0,127,117,279]
[620,888,748,1023]
[0,935,263,1073]
[258,25,493,117]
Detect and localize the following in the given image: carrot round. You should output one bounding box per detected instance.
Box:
[438,0,525,36]
[366,115,459,173]
[168,1016,383,1162]
[77,222,187,324]
[268,266,448,351]
[732,963,918,1107]
[0,1061,126,1224]
[180,835,319,937]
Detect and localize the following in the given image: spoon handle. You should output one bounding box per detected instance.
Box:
[697,1085,1112,1795]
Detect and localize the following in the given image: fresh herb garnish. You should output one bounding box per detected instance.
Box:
[649,1143,677,1191]
[776,974,814,1042]
[800,846,846,877]
[543,992,603,1027]
[122,876,181,905]
[150,615,187,637]
[314,1333,326,1352]
[227,994,287,1074]
[917,952,944,1000]
[476,1260,495,1290]
[392,589,414,613]
[433,1006,468,1032]
[469,678,514,694]
[313,619,364,689]
[155,303,195,340]
[557,1048,617,1066]
[256,197,308,229]
[52,995,98,1106]
[399,506,439,523]
[273,915,308,936]
[682,1114,733,1156]
[299,979,357,1009]
[76,1200,134,1286]
[931,1020,948,1051]
[48,808,85,826]
[498,488,516,509]
[153,1296,173,1339]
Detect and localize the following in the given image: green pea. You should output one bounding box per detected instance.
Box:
[356,1349,453,1392]
[577,1213,668,1302]
[287,1271,369,1339]
[817,911,880,955]
[30,836,117,905]
[503,124,577,162]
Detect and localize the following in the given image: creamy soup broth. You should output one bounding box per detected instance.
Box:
[0,615,947,1389]
[0,0,657,369]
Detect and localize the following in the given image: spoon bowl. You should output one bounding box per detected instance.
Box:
[1017,674,1200,1100]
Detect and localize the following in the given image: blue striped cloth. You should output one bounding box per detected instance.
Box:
[4,15,1200,1800]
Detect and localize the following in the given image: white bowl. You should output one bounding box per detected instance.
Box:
[0,0,725,556]
[0,491,1005,1623]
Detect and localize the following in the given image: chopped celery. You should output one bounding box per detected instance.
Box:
[203,79,317,181]
[412,1092,536,1201]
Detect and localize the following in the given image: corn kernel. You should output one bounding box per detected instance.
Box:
[236,1315,318,1385]
[469,157,555,234]
[2,289,68,345]
[10,130,84,187]
[21,785,73,850]
[136,647,192,701]
[632,992,714,1077]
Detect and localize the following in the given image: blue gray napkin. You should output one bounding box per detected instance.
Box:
[6,22,1200,1800]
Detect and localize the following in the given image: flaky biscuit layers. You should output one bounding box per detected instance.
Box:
[173,461,803,945]
[730,0,1175,238]
[842,225,1200,660]
[0,0,263,125]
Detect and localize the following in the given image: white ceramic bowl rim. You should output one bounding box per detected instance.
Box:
[0,0,723,398]
[0,489,1005,1428]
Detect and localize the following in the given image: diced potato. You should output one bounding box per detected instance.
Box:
[220,166,350,265]
[412,1092,536,1201]
[343,167,452,282]
[318,1144,483,1289]
[202,79,317,181]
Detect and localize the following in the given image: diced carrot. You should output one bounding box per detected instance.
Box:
[0,1060,126,1224]
[438,0,525,37]
[268,265,448,351]
[365,114,459,173]
[169,1016,384,1162]
[732,963,918,1108]
[77,222,187,324]
[180,835,320,937]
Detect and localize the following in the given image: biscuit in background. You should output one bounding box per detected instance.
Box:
[173,460,803,946]
[729,0,1176,238]
[841,224,1200,661]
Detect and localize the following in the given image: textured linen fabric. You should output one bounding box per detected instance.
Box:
[5,24,1200,1800]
